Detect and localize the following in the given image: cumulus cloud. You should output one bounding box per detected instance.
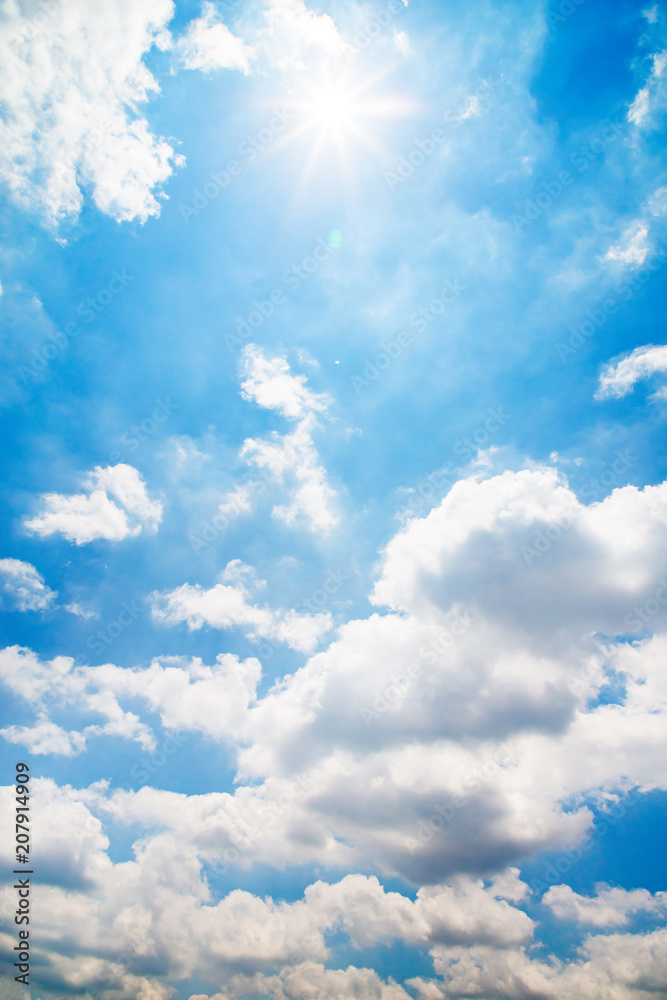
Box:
[544,882,667,927]
[7,466,667,887]
[595,343,667,399]
[0,718,86,756]
[151,559,332,652]
[239,345,339,533]
[4,463,667,993]
[0,557,56,611]
[0,646,156,755]
[0,779,534,993]
[0,0,183,226]
[176,2,252,73]
[0,644,263,755]
[411,926,667,999]
[24,464,163,544]
[240,344,330,419]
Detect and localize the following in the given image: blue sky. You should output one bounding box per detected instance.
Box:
[1,0,667,997]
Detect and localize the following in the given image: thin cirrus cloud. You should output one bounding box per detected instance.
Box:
[24,463,163,544]
[628,48,667,128]
[603,222,651,268]
[0,557,56,611]
[595,343,667,400]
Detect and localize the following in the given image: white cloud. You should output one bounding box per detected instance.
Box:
[240,344,329,419]
[0,777,534,992]
[174,0,346,81]
[0,557,56,611]
[595,343,667,399]
[0,0,183,226]
[8,465,667,887]
[152,559,332,653]
[0,718,85,756]
[65,601,98,620]
[544,882,667,927]
[647,184,667,215]
[0,644,266,755]
[241,416,339,533]
[0,646,156,755]
[218,484,254,520]
[603,222,650,267]
[239,345,339,534]
[248,0,346,74]
[177,2,252,73]
[411,926,667,1000]
[25,463,163,544]
[628,48,667,127]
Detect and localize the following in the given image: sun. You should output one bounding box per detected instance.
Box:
[274,69,415,194]
[303,83,359,132]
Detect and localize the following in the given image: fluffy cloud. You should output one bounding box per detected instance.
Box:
[0,557,56,611]
[0,718,85,757]
[242,0,345,74]
[208,963,412,1000]
[410,925,667,999]
[0,0,183,226]
[0,778,534,993]
[0,644,263,755]
[24,463,163,544]
[173,0,346,81]
[8,465,667,885]
[176,2,252,73]
[544,883,667,928]
[239,345,339,533]
[151,559,332,652]
[240,344,330,419]
[595,343,667,399]
[4,462,667,995]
